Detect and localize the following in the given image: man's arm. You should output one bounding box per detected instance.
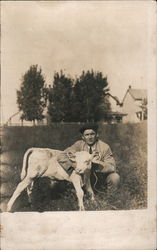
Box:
[93,146,116,174]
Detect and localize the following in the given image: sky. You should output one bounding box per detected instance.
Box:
[1,1,155,123]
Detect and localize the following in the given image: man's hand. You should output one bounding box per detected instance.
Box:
[92,151,101,164]
[92,158,101,164]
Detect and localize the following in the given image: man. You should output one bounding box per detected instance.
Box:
[65,123,120,193]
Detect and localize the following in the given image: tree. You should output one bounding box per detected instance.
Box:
[17,65,45,125]
[48,71,73,122]
[72,70,110,122]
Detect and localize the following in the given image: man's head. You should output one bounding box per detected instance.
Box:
[79,123,98,145]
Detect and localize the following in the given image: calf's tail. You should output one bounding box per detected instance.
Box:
[20,148,34,180]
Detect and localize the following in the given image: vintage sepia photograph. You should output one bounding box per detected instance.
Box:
[0,1,156,250]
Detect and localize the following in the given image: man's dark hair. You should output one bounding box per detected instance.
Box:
[79,123,98,134]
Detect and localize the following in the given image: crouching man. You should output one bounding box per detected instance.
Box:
[64,123,120,194]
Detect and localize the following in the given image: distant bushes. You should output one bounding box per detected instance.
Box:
[0,121,147,211]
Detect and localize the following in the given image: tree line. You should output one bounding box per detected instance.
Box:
[17,65,111,123]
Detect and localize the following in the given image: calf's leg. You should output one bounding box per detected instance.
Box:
[27,181,34,203]
[7,177,33,212]
[84,170,95,200]
[70,172,85,211]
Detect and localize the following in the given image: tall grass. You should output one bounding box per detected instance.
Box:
[1,122,147,211]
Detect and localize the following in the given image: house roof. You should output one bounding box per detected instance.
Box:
[106,93,122,106]
[122,86,147,103]
[129,89,147,100]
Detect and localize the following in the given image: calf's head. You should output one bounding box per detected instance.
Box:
[67,151,95,174]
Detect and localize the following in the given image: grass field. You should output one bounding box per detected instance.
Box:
[0,122,147,212]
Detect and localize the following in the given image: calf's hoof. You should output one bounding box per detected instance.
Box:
[6,204,11,212]
[87,192,95,201]
[79,205,85,211]
[90,194,95,201]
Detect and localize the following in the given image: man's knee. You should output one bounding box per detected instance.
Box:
[106,172,120,188]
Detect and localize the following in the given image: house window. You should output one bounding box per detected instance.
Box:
[136,111,142,120]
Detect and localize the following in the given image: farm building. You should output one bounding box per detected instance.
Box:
[108,85,147,123]
[4,111,50,126]
[120,85,147,123]
[5,111,35,126]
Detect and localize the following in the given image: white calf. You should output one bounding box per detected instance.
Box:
[7,148,95,212]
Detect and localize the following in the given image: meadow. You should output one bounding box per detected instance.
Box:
[0,122,147,212]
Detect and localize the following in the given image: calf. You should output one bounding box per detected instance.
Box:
[7,148,95,212]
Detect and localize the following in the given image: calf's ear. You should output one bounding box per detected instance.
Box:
[67,151,76,162]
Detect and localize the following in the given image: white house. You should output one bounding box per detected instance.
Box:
[119,85,147,123]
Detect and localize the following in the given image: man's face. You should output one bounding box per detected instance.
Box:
[82,129,97,145]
